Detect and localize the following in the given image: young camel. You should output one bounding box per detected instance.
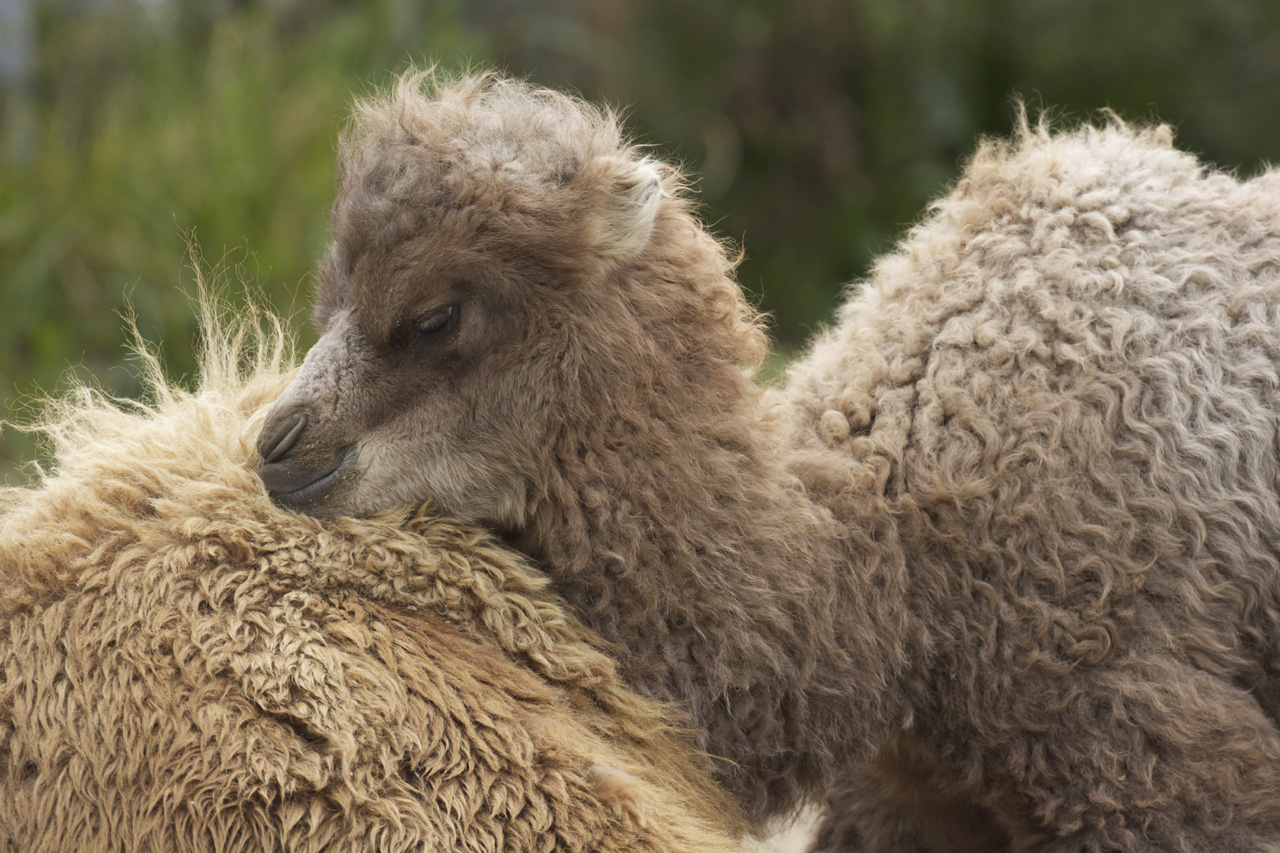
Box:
[256,71,1280,852]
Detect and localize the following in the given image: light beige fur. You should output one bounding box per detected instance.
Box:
[0,302,747,852]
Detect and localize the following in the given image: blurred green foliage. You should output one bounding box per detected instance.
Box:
[4,0,1280,481]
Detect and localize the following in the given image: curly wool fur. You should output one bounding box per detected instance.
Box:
[0,310,747,852]
[256,72,1280,852]
[782,118,1280,852]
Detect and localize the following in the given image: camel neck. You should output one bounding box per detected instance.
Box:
[516,379,848,693]
[504,356,916,814]
[512,382,913,818]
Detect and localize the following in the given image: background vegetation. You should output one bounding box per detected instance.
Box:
[4,0,1280,480]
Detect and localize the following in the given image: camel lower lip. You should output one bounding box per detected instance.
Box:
[272,444,357,508]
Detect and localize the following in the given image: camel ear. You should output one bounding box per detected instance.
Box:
[584,156,666,259]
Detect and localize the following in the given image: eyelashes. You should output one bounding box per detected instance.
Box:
[385,304,462,351]
[412,304,459,344]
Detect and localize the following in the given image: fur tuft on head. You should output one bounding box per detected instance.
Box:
[331,68,673,262]
[585,155,670,258]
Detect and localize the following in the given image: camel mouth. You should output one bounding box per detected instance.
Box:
[259,443,358,512]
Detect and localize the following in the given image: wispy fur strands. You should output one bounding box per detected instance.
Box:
[0,298,746,852]
[257,71,1280,853]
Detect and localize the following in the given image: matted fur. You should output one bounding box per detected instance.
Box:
[0,303,747,852]
[257,71,1280,853]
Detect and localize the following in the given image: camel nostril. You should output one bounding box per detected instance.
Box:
[258,411,309,464]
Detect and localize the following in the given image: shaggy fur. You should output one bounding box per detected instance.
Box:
[256,71,1280,852]
[0,309,747,852]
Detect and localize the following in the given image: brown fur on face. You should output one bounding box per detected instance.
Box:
[261,71,1280,853]
[258,71,731,528]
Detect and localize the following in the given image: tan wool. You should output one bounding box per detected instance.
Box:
[0,309,747,852]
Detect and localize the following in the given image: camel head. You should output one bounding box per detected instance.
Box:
[255,72,760,525]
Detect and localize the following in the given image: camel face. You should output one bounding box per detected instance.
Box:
[256,206,558,525]
[254,74,671,525]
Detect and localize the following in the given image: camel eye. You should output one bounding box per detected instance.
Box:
[415,305,457,340]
